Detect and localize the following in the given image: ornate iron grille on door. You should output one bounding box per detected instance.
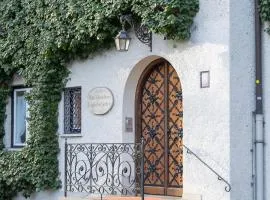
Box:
[64,140,144,200]
[139,61,183,196]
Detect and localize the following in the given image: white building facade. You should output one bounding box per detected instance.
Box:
[4,0,270,200]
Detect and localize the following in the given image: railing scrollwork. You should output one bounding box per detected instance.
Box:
[64,139,144,199]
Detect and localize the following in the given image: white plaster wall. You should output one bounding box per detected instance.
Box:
[7,0,233,199]
[263,24,270,199]
[123,42,230,200]
[229,0,255,200]
[58,43,230,200]
[59,0,230,199]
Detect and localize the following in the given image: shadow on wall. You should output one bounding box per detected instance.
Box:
[122,55,163,144]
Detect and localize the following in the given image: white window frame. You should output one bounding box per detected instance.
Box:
[12,87,31,148]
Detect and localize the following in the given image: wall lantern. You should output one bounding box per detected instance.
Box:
[115,30,131,51]
[115,14,152,52]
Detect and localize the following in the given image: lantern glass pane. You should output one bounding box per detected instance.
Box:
[115,38,120,51]
[125,39,130,51]
[119,39,126,51]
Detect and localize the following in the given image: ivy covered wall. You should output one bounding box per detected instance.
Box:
[260,0,270,33]
[0,0,199,199]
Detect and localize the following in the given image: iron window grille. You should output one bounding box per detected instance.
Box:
[64,87,81,134]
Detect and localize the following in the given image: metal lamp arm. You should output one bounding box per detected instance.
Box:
[120,14,134,30]
[119,14,152,52]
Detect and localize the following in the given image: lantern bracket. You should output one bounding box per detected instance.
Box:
[119,14,152,52]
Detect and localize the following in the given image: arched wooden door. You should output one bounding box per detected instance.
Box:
[136,59,183,196]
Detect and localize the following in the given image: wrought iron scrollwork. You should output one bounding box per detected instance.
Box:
[134,24,152,52]
[64,87,81,134]
[64,140,144,199]
[217,176,231,192]
[120,14,152,52]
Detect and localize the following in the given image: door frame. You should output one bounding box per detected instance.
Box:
[135,58,167,143]
[134,58,183,196]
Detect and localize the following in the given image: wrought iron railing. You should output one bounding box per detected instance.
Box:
[183,144,231,192]
[64,139,144,200]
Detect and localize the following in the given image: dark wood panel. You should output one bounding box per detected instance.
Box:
[136,60,183,197]
[167,65,183,189]
[142,63,165,186]
[144,186,165,195]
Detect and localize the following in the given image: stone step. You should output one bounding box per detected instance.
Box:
[146,194,201,200]
[60,193,201,200]
[182,193,202,200]
[60,197,161,200]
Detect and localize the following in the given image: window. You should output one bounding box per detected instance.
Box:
[12,87,30,147]
[64,87,81,134]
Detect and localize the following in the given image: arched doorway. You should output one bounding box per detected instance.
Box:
[135,59,183,197]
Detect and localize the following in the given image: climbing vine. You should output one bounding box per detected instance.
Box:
[260,0,270,33]
[0,0,199,199]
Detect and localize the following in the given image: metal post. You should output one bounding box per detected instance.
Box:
[255,115,264,200]
[64,138,68,197]
[255,0,263,115]
[149,32,152,52]
[140,138,144,200]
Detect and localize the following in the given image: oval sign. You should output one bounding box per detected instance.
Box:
[88,87,114,115]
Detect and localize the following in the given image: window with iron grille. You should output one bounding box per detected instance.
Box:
[64,87,81,134]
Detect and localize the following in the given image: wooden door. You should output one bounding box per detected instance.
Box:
[136,60,183,196]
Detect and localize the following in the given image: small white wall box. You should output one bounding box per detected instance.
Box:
[200,71,210,88]
[125,117,133,132]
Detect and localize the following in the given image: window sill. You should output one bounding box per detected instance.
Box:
[60,134,83,138]
[5,147,23,151]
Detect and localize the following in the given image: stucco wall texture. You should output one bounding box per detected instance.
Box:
[5,0,266,200]
[229,0,255,200]
[263,24,270,200]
